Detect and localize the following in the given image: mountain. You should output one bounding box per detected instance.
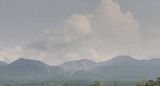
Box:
[98,55,138,66]
[0,58,55,80]
[108,55,137,62]
[6,58,51,73]
[0,61,7,66]
[9,58,49,67]
[59,59,96,72]
[0,56,160,81]
[90,56,160,81]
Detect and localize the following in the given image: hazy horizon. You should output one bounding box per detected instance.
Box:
[1,55,159,66]
[1,0,160,65]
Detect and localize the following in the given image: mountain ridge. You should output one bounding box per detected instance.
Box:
[0,61,7,66]
[0,55,160,81]
[2,55,158,66]
[59,59,96,72]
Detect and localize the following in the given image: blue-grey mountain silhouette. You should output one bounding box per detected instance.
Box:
[0,55,160,81]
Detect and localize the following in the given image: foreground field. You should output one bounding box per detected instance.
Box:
[2,80,137,86]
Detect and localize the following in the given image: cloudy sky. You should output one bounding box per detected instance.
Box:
[0,0,160,65]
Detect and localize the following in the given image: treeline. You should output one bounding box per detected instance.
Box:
[137,77,160,86]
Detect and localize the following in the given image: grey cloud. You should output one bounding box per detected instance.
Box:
[27,41,49,51]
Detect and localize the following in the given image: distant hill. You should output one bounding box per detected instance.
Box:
[0,61,7,66]
[98,55,138,66]
[59,59,96,72]
[0,58,66,80]
[89,56,160,81]
[0,56,160,81]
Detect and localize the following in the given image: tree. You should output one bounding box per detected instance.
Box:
[94,81,102,86]
[88,81,102,86]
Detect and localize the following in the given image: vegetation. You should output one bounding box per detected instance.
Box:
[5,77,160,86]
[1,80,138,86]
[88,81,102,86]
[137,77,160,86]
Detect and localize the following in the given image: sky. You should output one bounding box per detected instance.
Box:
[0,0,160,65]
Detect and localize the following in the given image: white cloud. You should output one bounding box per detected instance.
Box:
[88,0,142,60]
[0,46,22,62]
[0,0,143,65]
[92,0,140,42]
[24,0,142,64]
[65,15,92,35]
